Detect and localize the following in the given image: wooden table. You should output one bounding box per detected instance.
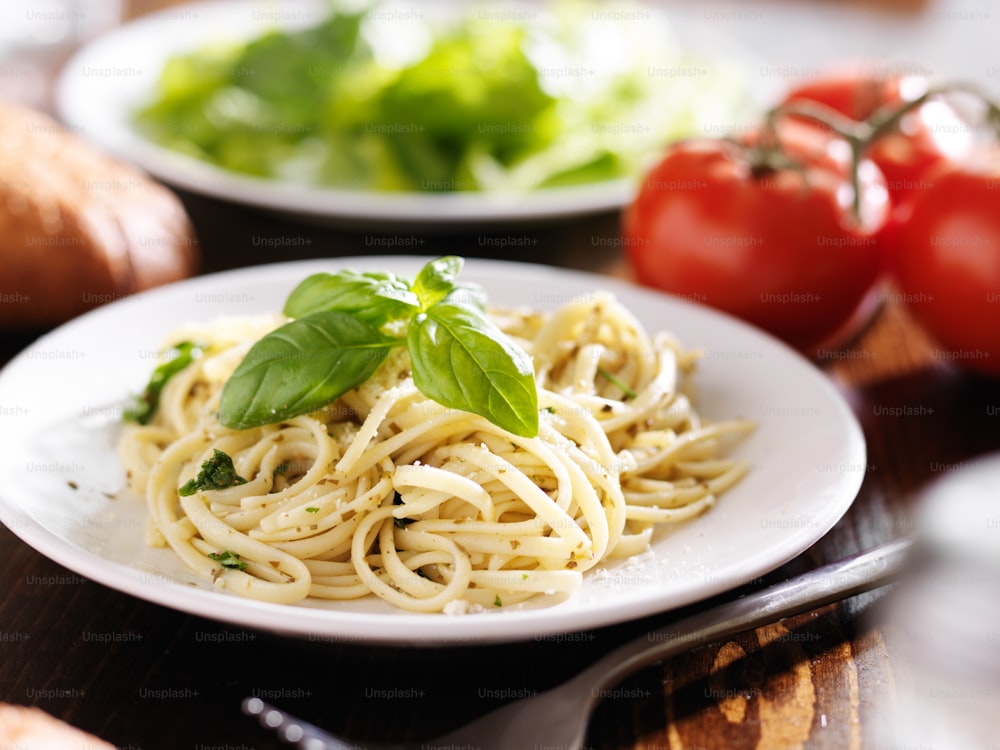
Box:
[2,182,999,749]
[4,0,1000,747]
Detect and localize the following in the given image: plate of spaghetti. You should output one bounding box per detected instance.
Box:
[0,257,865,643]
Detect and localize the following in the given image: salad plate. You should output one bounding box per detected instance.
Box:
[0,258,865,643]
[55,0,767,225]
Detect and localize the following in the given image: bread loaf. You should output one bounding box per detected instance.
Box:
[0,100,198,330]
[0,702,116,748]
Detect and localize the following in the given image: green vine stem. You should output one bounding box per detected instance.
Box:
[867,80,1000,142]
[762,81,1000,224]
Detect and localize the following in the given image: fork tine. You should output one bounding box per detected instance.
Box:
[244,540,912,750]
[241,696,403,750]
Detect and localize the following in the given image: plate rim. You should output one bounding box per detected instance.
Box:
[0,257,866,644]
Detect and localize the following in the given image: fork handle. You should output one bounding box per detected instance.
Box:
[569,536,913,707]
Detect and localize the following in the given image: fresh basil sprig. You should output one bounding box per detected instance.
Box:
[282,269,418,325]
[408,302,538,438]
[219,311,399,430]
[218,257,539,437]
[123,341,205,425]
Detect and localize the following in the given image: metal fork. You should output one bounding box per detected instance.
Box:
[244,537,912,750]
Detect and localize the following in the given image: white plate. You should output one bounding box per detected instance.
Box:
[0,258,865,644]
[54,0,766,226]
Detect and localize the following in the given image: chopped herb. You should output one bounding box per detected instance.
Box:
[394,517,414,529]
[305,507,320,514]
[124,341,205,424]
[494,595,503,607]
[178,449,247,496]
[596,367,638,399]
[208,550,247,570]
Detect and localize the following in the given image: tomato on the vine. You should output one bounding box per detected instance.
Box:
[622,134,888,352]
[783,68,902,122]
[782,65,969,192]
[892,158,1000,376]
[782,65,973,265]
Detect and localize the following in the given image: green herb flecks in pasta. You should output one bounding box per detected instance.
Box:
[121,272,756,613]
[597,367,638,399]
[219,256,539,437]
[178,449,248,496]
[208,550,248,571]
[123,341,205,425]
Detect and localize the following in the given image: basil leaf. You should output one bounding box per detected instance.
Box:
[283,270,418,326]
[414,256,487,315]
[444,281,488,312]
[123,341,204,425]
[407,302,538,437]
[219,311,399,429]
[413,255,462,308]
[178,449,247,496]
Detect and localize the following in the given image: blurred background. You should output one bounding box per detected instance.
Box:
[6,0,998,114]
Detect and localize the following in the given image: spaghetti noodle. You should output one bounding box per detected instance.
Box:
[120,291,753,612]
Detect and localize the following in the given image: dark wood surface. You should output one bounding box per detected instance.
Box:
[3,185,999,749]
[5,1,1000,747]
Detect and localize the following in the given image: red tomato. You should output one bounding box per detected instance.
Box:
[783,65,973,266]
[782,66,961,192]
[892,159,1000,376]
[622,137,888,352]
[784,65,901,121]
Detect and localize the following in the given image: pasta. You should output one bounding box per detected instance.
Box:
[120,292,753,613]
